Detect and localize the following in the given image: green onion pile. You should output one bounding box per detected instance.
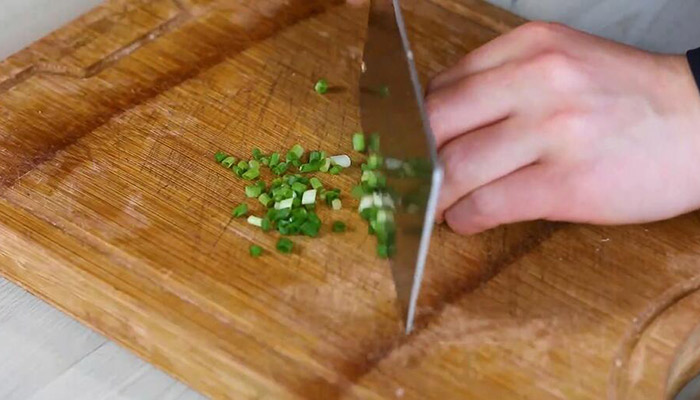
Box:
[213,80,396,259]
[215,143,355,256]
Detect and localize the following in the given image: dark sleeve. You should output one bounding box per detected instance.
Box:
[687,47,700,92]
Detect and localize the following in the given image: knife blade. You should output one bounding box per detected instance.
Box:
[359,0,443,334]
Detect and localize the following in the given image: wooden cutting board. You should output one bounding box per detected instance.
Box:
[1,0,699,399]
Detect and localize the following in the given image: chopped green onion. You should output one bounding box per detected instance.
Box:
[314,79,328,94]
[258,193,273,207]
[245,184,262,198]
[221,156,237,168]
[300,221,320,237]
[301,189,317,205]
[329,154,351,168]
[332,221,346,232]
[273,162,289,175]
[252,148,263,160]
[293,198,302,207]
[352,133,365,152]
[299,161,321,173]
[351,185,365,198]
[247,215,262,227]
[291,182,307,194]
[367,154,382,169]
[249,244,263,257]
[377,243,389,259]
[237,160,249,170]
[332,198,342,210]
[310,177,323,190]
[358,195,373,212]
[329,165,342,175]
[290,144,304,159]
[242,168,260,180]
[261,217,272,232]
[260,157,269,166]
[276,237,294,253]
[275,198,294,210]
[232,203,248,217]
[269,152,281,168]
[319,158,331,172]
[309,151,322,163]
[248,160,260,170]
[215,152,228,163]
[369,133,380,153]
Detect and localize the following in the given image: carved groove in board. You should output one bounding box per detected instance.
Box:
[607,273,700,400]
[0,0,190,94]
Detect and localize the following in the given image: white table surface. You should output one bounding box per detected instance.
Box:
[0,0,698,399]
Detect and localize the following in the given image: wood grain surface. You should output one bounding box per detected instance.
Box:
[0,0,698,399]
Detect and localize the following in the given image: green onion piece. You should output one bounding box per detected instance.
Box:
[299,161,321,173]
[273,162,289,176]
[232,166,242,176]
[215,152,228,163]
[290,144,304,159]
[260,157,269,166]
[276,198,294,210]
[319,158,331,172]
[351,185,365,198]
[248,160,260,170]
[245,184,262,198]
[367,154,382,169]
[275,208,291,220]
[291,159,302,167]
[276,237,294,253]
[300,221,320,237]
[293,198,301,208]
[377,243,389,259]
[242,168,260,180]
[301,189,317,205]
[261,217,272,232]
[232,203,248,217]
[247,215,262,227]
[369,132,380,153]
[309,151,322,163]
[352,133,365,152]
[249,244,263,257]
[310,177,323,190]
[314,79,328,94]
[291,182,307,194]
[329,155,351,168]
[332,198,342,210]
[329,165,342,175]
[332,221,346,232]
[221,156,237,168]
[252,148,263,160]
[258,193,273,207]
[269,152,281,168]
[308,212,321,225]
[237,160,249,170]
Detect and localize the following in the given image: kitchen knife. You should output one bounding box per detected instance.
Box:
[359,0,443,334]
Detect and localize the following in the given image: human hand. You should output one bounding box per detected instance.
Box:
[426,22,700,234]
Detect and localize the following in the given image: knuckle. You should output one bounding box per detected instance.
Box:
[529,51,585,91]
[467,187,499,220]
[545,111,587,135]
[516,21,565,42]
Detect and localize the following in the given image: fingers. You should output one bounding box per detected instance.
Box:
[426,61,529,148]
[429,21,567,92]
[444,165,558,235]
[436,118,546,219]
